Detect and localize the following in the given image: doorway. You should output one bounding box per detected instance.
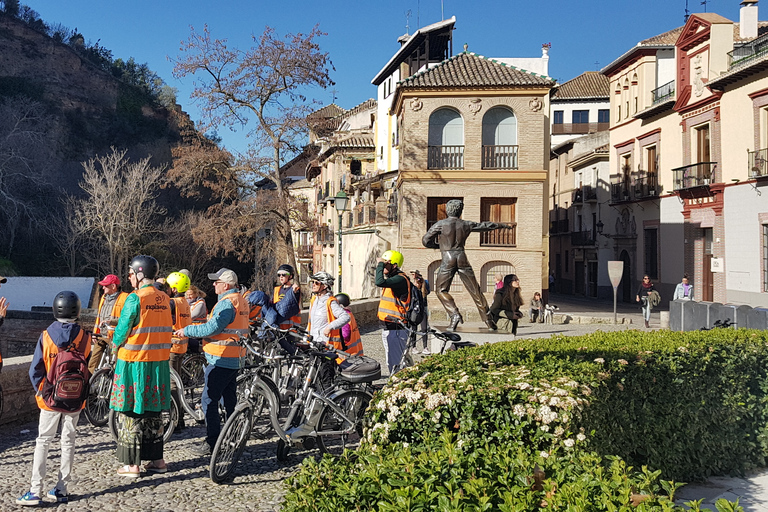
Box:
[702,228,714,301]
[588,261,598,298]
[619,250,632,303]
[575,260,585,295]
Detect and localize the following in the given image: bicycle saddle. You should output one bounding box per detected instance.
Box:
[338,356,381,383]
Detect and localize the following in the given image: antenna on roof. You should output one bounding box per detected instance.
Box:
[595,61,600,71]
[405,9,412,35]
[684,0,690,22]
[417,0,420,28]
[331,88,338,104]
[701,0,707,12]
[441,0,445,20]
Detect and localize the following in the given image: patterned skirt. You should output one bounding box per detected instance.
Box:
[115,411,163,465]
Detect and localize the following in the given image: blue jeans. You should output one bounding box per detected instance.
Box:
[201,364,238,448]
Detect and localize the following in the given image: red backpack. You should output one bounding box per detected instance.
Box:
[42,337,91,412]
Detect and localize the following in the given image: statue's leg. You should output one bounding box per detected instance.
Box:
[456,264,490,323]
[434,262,459,318]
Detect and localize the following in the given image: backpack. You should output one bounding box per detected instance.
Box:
[42,341,91,412]
[395,278,426,328]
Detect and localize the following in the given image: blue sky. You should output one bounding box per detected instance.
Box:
[28,0,747,155]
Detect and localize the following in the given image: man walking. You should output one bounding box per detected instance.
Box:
[175,268,249,456]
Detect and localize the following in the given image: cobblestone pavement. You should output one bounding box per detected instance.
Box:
[0,317,645,511]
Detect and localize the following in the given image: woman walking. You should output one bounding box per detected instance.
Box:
[489,274,524,336]
[636,275,655,328]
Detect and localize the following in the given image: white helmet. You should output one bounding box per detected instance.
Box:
[310,271,334,289]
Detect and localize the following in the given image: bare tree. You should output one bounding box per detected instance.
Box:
[73,148,167,275]
[171,24,333,270]
[143,210,211,284]
[0,97,57,258]
[45,196,92,276]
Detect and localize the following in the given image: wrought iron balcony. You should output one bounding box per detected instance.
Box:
[552,122,609,135]
[728,32,768,70]
[652,80,675,105]
[610,182,632,203]
[748,148,768,179]
[572,185,598,204]
[482,145,518,169]
[672,162,716,190]
[428,145,464,170]
[480,224,516,247]
[633,174,660,198]
[570,230,595,246]
[297,244,314,259]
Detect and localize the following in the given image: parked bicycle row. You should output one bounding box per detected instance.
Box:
[6,250,482,505]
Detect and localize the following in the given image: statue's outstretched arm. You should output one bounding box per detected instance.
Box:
[470,221,512,232]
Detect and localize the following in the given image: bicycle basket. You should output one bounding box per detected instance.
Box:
[339,356,381,384]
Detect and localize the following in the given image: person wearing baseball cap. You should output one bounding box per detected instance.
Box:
[90,275,128,374]
[175,268,249,456]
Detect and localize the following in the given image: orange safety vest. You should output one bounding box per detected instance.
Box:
[203,292,249,360]
[190,298,207,324]
[170,296,192,355]
[344,311,364,357]
[35,328,91,411]
[93,291,129,337]
[117,286,173,363]
[242,290,262,326]
[273,285,301,329]
[377,282,411,323]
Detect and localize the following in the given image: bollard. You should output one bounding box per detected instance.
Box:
[659,310,670,329]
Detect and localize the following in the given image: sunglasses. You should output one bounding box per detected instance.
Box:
[311,280,323,285]
[277,272,291,277]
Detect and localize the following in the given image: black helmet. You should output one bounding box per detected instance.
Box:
[277,264,295,278]
[129,255,159,281]
[53,291,81,321]
[335,293,350,308]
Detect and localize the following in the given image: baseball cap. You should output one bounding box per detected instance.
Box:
[98,274,120,286]
[410,270,422,276]
[208,268,238,286]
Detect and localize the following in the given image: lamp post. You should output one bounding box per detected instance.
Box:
[334,190,350,294]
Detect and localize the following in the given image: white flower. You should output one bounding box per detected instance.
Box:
[457,439,464,448]
[549,396,561,407]
[540,425,550,432]
[618,359,629,365]
[577,433,586,442]
[513,404,526,417]
[412,413,422,421]
[554,426,564,437]
[564,439,575,448]
[594,358,605,364]
[516,382,532,390]
[540,451,549,459]
[403,442,409,448]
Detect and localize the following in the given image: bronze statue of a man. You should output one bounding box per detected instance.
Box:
[422,199,508,331]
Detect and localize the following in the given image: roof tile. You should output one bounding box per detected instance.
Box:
[552,71,609,100]
[399,51,555,88]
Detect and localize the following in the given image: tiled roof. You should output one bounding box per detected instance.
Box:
[640,26,684,46]
[552,71,609,100]
[399,51,554,89]
[308,104,345,119]
[333,133,375,149]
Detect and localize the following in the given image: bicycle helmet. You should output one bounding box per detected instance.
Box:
[335,293,350,308]
[277,264,295,277]
[310,271,334,289]
[53,291,81,321]
[129,255,159,281]
[381,250,404,267]
[166,271,191,293]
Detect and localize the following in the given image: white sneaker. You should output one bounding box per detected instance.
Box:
[421,348,431,355]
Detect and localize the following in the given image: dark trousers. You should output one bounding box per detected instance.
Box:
[201,364,238,448]
[435,250,491,322]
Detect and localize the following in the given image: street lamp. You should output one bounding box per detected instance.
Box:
[334,190,350,293]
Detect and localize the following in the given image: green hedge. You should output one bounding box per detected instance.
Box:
[281,329,766,510]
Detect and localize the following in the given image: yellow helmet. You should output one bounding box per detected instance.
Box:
[166,271,191,293]
[382,250,404,267]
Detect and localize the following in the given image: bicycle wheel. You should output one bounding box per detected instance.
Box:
[108,397,178,444]
[235,372,279,439]
[316,389,371,457]
[210,403,253,483]
[180,353,206,422]
[84,368,113,427]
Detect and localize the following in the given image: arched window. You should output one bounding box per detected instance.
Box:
[481,261,517,293]
[482,107,518,169]
[428,108,464,169]
[428,260,464,294]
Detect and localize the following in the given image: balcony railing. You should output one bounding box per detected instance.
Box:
[428,145,464,169]
[480,224,516,246]
[748,148,768,179]
[572,185,598,204]
[672,162,716,190]
[570,230,595,246]
[652,80,675,105]
[482,145,518,169]
[552,122,609,135]
[634,174,660,198]
[728,32,768,69]
[610,182,632,203]
[297,244,313,259]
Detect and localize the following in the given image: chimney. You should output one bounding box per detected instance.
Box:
[741,0,759,40]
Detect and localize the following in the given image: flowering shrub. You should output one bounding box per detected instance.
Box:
[282,329,765,510]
